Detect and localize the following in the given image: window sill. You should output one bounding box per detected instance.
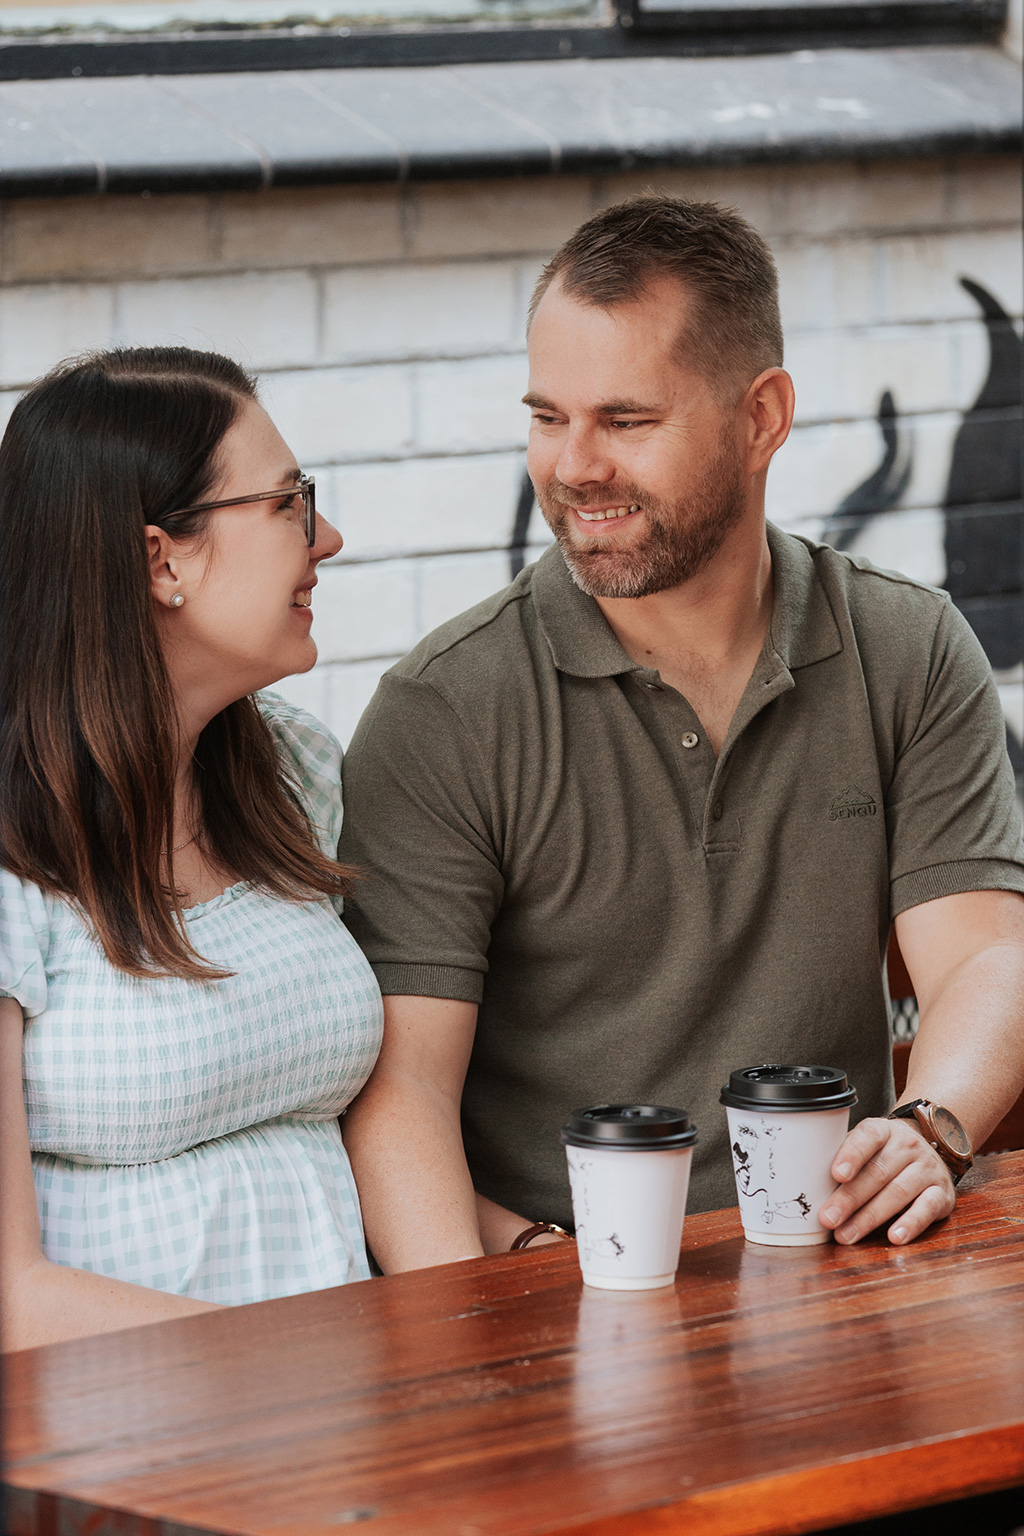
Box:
[0,40,1018,197]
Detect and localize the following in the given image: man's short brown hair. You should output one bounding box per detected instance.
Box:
[529,194,784,393]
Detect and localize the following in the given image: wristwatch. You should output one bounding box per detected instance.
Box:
[887,1100,973,1185]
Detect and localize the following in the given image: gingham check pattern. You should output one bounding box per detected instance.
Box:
[2,695,384,1304]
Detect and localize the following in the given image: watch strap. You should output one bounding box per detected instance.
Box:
[888,1099,927,1121]
[887,1100,973,1184]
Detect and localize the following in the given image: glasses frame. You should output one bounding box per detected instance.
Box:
[168,473,317,546]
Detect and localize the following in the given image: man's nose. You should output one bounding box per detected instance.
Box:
[555,427,617,489]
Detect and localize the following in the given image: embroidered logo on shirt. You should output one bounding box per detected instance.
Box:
[829,786,877,821]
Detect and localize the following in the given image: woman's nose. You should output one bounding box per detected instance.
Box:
[312,514,343,561]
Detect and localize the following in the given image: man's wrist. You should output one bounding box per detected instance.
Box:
[887,1100,973,1184]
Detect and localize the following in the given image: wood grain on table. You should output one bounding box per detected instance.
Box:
[5,1151,1024,1536]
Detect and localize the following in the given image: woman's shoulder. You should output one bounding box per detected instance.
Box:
[0,867,54,1016]
[256,691,344,856]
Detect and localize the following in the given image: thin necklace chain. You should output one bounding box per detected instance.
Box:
[171,779,201,856]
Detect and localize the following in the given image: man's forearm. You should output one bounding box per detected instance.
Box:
[904,938,1024,1147]
[343,1070,485,1272]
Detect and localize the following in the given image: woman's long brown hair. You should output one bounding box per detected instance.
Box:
[0,347,354,980]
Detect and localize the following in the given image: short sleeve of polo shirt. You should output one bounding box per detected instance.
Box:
[340,671,503,1003]
[883,593,1024,917]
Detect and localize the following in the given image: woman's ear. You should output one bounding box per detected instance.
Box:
[145,525,185,610]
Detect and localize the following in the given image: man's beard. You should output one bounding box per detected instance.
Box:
[536,443,746,600]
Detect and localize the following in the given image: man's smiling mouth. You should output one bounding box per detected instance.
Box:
[576,503,642,522]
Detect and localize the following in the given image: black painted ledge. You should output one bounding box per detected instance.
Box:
[0,41,1019,197]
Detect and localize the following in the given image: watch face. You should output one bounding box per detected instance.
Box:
[932,1105,972,1157]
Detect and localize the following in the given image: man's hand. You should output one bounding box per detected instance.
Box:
[818,887,1024,1251]
[818,1116,955,1247]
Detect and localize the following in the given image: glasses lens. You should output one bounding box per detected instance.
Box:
[303,477,316,546]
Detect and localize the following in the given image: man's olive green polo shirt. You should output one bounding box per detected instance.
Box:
[340,524,1024,1224]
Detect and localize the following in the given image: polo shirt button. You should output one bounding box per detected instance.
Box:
[681,732,699,749]
[712,801,724,820]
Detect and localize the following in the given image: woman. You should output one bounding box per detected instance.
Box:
[0,348,383,1351]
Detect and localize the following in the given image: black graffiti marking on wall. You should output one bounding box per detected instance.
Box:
[823,276,1023,779]
[819,390,912,553]
[509,469,536,580]
[942,278,1023,674]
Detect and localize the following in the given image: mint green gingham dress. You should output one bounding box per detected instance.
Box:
[0,696,384,1305]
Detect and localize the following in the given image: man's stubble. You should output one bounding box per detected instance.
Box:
[536,436,747,600]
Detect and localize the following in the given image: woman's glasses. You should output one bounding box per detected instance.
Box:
[168,474,317,547]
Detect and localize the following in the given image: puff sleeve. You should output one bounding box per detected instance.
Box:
[0,869,51,1017]
[259,690,347,914]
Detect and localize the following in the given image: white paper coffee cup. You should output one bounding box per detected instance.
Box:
[720,1065,857,1247]
[561,1105,698,1290]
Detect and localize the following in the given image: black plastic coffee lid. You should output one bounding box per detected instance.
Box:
[720,1065,857,1113]
[560,1104,698,1150]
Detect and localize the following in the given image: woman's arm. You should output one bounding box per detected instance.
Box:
[1,997,219,1353]
[343,995,488,1271]
[344,995,561,1270]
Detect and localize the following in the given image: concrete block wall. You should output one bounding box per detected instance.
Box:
[0,156,1020,757]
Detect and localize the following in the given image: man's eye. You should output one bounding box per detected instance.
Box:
[610,419,652,430]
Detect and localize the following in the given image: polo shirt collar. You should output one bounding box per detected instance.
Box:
[532,543,639,678]
[765,521,843,672]
[532,522,843,678]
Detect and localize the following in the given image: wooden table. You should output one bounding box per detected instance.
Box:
[5,1151,1024,1536]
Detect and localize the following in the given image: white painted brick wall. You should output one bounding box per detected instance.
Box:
[786,327,962,425]
[878,229,1024,325]
[324,453,522,560]
[0,282,115,388]
[115,270,320,371]
[312,560,420,662]
[322,261,521,362]
[413,353,528,454]
[260,365,415,463]
[0,156,1019,752]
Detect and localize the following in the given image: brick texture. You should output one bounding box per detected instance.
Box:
[0,155,1019,763]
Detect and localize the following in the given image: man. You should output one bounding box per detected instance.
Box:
[340,196,1024,1270]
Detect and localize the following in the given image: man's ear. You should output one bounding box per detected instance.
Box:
[145,525,184,610]
[744,368,795,475]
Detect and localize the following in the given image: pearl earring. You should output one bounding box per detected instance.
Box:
[170,593,185,608]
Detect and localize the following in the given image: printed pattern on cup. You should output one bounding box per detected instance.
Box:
[730,1120,814,1229]
[568,1153,628,1269]
[565,1143,694,1288]
[724,1103,852,1245]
